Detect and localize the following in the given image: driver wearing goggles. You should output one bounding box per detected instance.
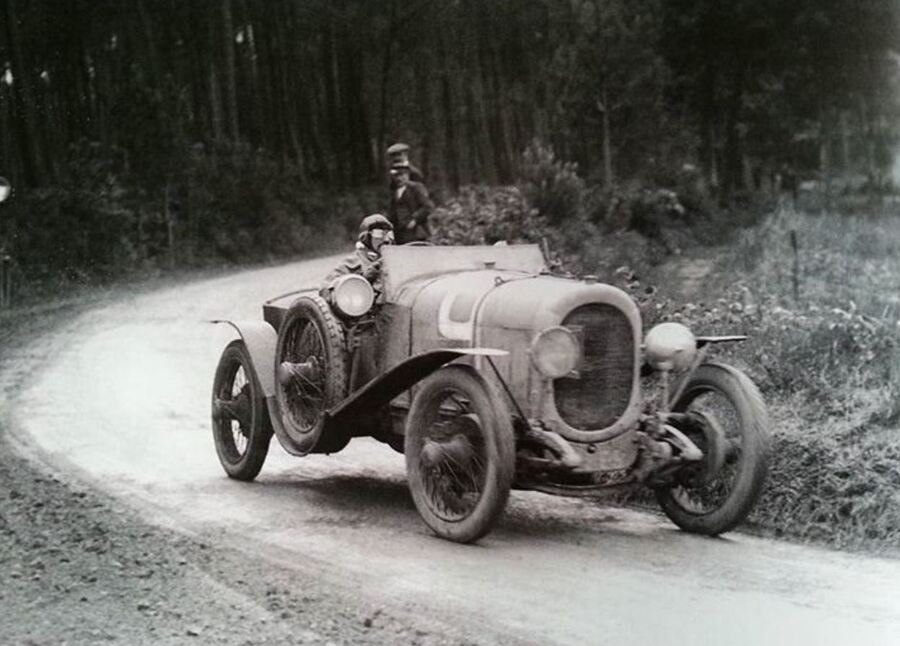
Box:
[321,214,394,303]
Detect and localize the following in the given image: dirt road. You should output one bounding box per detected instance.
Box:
[5,256,900,645]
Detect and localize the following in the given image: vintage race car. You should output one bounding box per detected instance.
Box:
[211,244,769,543]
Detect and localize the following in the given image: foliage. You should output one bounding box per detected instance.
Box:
[622,207,900,548]
[430,185,543,246]
[10,142,137,284]
[517,141,585,225]
[0,0,897,294]
[4,143,377,296]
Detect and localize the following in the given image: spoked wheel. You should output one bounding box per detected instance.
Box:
[274,295,348,455]
[655,363,770,535]
[405,366,515,543]
[211,340,272,480]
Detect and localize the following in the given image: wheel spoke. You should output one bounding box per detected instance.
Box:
[668,388,743,514]
[280,316,330,433]
[418,392,489,522]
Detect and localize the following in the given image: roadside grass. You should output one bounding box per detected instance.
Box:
[640,208,900,551]
[431,183,900,550]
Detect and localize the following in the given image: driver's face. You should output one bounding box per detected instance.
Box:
[370,228,393,251]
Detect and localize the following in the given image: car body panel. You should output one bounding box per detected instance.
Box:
[380,260,644,446]
[381,243,546,299]
[259,244,647,470]
[211,319,277,397]
[327,347,508,427]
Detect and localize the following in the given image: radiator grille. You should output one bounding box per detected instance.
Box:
[553,304,635,430]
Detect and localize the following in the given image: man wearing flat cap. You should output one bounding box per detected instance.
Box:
[386,142,424,184]
[388,162,434,244]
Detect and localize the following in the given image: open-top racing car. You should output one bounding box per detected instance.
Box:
[212,243,769,543]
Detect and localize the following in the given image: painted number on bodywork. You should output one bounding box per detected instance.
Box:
[437,291,478,342]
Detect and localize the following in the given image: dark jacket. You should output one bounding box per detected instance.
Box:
[389,181,434,244]
[320,244,386,303]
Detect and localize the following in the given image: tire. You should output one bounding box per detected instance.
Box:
[274,295,349,454]
[405,365,515,543]
[211,340,273,481]
[655,362,770,535]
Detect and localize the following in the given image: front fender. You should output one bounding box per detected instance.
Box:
[212,320,277,397]
[213,319,308,457]
[326,348,508,427]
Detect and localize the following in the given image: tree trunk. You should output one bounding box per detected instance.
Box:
[5,0,44,186]
[600,82,614,188]
[208,63,225,142]
[323,19,344,186]
[222,0,240,141]
[839,110,850,172]
[137,0,162,91]
[699,60,718,193]
[723,61,746,196]
[437,33,460,190]
[376,0,398,172]
[164,181,175,270]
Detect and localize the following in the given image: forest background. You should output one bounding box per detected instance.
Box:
[3,0,900,548]
[1,0,899,286]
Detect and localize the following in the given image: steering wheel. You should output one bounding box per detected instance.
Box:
[403,241,434,247]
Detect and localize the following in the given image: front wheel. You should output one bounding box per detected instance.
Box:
[274,295,349,454]
[405,366,515,543]
[211,340,273,481]
[655,363,770,535]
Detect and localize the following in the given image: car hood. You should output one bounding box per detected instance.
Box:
[393,269,640,349]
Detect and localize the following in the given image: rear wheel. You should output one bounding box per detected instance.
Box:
[211,340,272,480]
[655,363,770,535]
[405,366,515,543]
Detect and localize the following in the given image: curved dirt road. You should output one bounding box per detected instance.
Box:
[9,256,900,645]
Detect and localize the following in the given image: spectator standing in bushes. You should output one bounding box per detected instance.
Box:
[388,163,434,244]
[386,142,424,184]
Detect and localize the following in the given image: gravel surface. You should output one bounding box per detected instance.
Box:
[4,267,900,646]
[0,292,474,646]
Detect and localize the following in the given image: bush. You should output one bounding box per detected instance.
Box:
[429,185,544,246]
[518,140,585,225]
[10,142,138,284]
[5,141,379,299]
[627,207,900,548]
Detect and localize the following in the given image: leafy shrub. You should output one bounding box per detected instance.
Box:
[10,141,138,284]
[6,142,377,299]
[518,140,585,225]
[624,207,900,548]
[429,185,544,246]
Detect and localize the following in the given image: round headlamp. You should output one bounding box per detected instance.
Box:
[644,322,697,371]
[331,274,375,317]
[530,326,580,378]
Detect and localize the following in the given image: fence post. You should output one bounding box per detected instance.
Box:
[0,253,10,309]
[789,229,800,302]
[2,254,11,308]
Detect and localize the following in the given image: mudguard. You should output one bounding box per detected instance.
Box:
[214,319,507,455]
[326,347,508,428]
[211,320,277,397]
[212,319,309,455]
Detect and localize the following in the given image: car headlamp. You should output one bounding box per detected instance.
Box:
[530,326,580,378]
[331,274,375,317]
[644,322,697,371]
